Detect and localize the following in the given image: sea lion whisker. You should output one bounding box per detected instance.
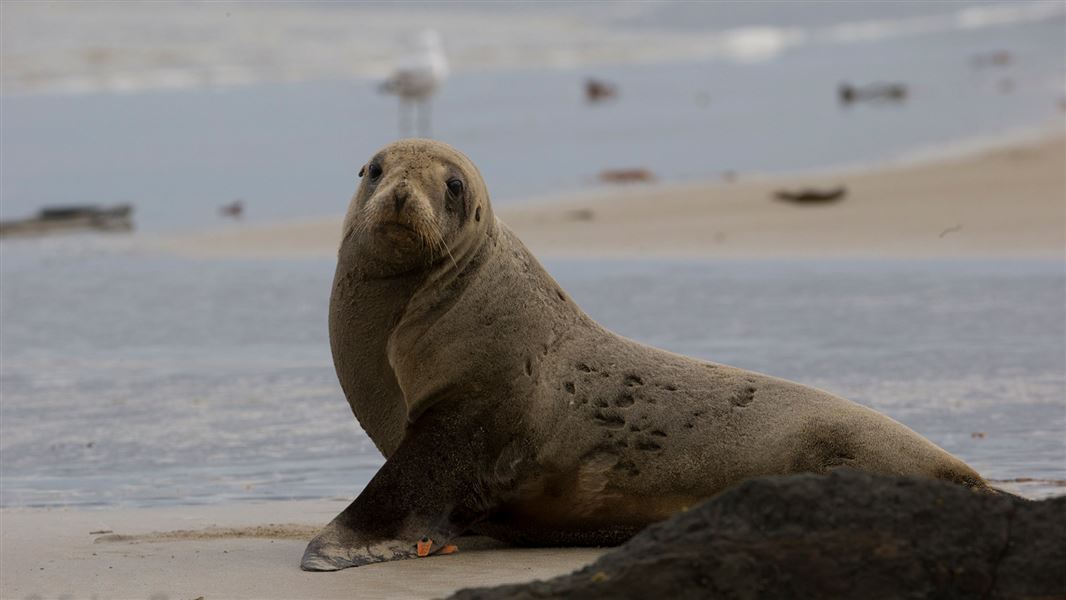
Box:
[429,220,459,271]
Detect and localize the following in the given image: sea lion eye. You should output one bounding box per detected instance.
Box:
[367,163,383,180]
[447,178,464,196]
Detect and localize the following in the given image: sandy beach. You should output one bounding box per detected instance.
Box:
[1,499,605,599]
[164,134,1066,260]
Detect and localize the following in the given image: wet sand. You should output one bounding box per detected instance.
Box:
[163,134,1066,260]
[0,499,605,600]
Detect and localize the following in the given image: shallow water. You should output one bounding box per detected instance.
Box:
[1,238,1063,506]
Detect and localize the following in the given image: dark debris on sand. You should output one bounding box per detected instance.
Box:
[449,470,1066,600]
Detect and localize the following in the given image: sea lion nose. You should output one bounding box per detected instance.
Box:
[394,183,409,213]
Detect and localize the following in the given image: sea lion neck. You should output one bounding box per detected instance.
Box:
[387,219,582,422]
[329,215,499,457]
[329,246,427,457]
[389,217,497,347]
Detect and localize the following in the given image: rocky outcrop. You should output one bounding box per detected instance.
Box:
[450,470,1065,599]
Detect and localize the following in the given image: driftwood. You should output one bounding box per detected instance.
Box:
[839,82,907,105]
[773,186,847,205]
[0,204,134,237]
[599,168,655,184]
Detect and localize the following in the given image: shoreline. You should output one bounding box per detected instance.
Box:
[159,132,1066,261]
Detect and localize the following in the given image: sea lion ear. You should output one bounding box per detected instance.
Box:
[475,206,481,222]
[358,165,365,178]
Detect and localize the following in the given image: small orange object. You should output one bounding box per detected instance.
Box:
[439,544,459,555]
[416,537,433,557]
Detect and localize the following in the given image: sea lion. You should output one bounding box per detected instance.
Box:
[302,138,989,572]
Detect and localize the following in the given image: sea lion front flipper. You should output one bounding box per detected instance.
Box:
[301,410,492,571]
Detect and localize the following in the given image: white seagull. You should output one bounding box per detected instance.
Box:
[379,30,449,138]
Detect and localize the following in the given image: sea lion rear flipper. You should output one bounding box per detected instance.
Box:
[301,411,492,571]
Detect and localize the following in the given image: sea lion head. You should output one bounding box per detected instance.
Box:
[341,138,493,276]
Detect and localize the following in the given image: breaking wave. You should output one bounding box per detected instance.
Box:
[2,1,1062,96]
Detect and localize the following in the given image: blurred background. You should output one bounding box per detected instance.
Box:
[3,1,1065,227]
[1,1,1064,511]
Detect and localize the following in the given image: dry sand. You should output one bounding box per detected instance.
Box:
[163,134,1066,260]
[0,499,605,599]
[6,136,1063,600]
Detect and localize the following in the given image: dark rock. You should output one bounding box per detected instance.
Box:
[774,186,847,205]
[449,470,1066,600]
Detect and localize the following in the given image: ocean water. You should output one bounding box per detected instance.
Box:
[1,238,1063,507]
[3,1,1062,94]
[1,2,1064,510]
[1,2,1064,229]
